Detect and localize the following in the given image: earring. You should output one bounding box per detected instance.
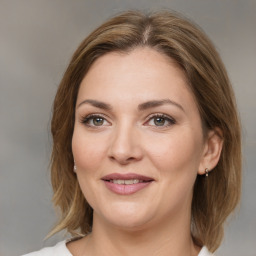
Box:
[205,168,209,177]
[74,164,77,172]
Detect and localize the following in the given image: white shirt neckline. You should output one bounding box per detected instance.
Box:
[63,240,214,256]
[23,239,214,255]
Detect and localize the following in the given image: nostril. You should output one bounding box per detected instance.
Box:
[107,131,143,164]
[109,156,136,165]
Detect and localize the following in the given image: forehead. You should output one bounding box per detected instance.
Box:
[77,47,195,110]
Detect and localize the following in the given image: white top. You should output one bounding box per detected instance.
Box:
[22,240,215,256]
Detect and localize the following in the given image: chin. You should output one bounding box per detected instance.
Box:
[95,202,156,231]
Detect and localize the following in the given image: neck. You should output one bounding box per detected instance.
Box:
[77,210,200,256]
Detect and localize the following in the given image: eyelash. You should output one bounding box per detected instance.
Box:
[80,114,110,127]
[80,113,176,128]
[145,113,176,127]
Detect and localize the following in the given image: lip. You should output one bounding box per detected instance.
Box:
[101,173,154,195]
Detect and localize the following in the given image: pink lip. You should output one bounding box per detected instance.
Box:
[101,173,154,195]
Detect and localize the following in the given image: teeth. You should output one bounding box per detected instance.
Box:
[112,179,140,185]
[113,180,124,184]
[125,179,139,184]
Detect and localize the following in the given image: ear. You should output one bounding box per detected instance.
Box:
[198,128,223,175]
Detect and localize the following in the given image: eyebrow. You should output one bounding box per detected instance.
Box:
[77,99,112,110]
[138,99,184,112]
[77,98,184,112]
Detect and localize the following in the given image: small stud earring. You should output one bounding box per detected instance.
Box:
[205,168,209,177]
[74,165,77,172]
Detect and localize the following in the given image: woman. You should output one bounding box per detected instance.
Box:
[23,10,241,256]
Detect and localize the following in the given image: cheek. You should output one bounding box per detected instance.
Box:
[146,131,202,207]
[72,127,107,210]
[72,127,107,172]
[145,129,202,178]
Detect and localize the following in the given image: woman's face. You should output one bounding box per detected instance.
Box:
[72,47,208,230]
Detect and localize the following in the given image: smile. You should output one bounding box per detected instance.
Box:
[101,173,154,195]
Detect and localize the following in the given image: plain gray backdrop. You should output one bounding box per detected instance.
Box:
[0,0,255,255]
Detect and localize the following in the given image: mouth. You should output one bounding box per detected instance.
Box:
[101,173,154,195]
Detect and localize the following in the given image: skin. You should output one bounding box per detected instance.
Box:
[69,47,223,256]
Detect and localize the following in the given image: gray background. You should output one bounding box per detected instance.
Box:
[0,0,255,255]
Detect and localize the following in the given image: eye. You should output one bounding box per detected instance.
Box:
[80,114,110,127]
[146,114,176,127]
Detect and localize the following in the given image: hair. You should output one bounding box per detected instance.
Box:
[49,10,241,252]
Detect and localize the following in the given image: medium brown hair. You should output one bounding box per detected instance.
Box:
[49,10,241,252]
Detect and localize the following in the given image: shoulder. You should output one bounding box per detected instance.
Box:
[198,246,215,256]
[21,240,72,256]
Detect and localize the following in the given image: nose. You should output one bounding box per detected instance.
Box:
[107,123,143,165]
